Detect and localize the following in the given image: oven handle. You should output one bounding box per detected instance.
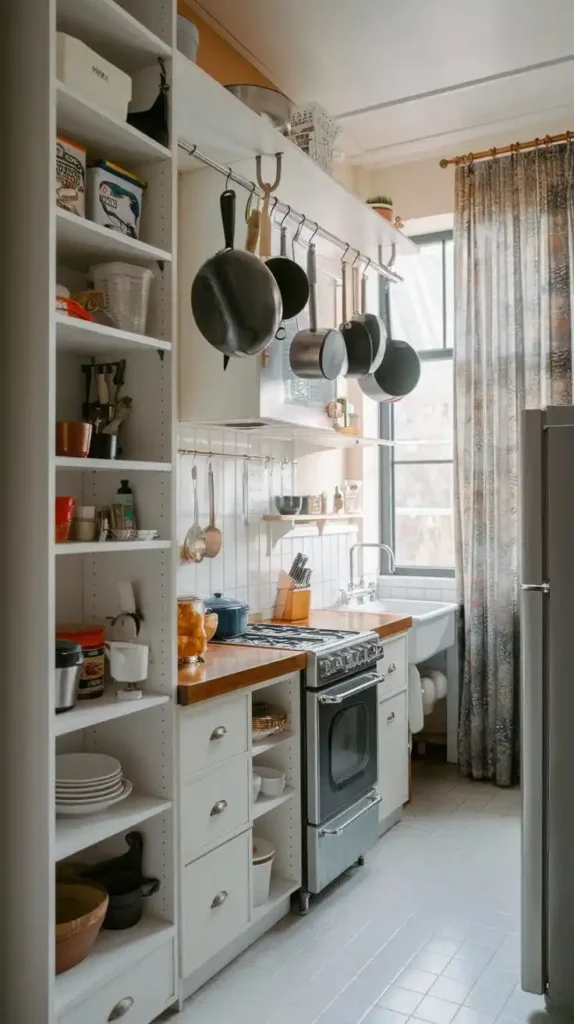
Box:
[317,673,382,704]
[319,790,382,836]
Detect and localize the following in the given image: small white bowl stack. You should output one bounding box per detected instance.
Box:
[55,752,132,816]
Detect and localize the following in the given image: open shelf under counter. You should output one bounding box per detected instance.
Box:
[55,691,170,737]
[57,0,172,72]
[175,53,416,261]
[57,82,171,165]
[55,313,171,354]
[54,915,175,1017]
[251,877,300,924]
[56,539,171,555]
[56,208,172,269]
[252,730,295,757]
[55,794,172,861]
[56,456,172,472]
[252,785,295,821]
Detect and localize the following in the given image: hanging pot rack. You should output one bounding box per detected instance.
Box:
[177,140,401,283]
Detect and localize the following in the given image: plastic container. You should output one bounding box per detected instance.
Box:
[56,137,86,216]
[56,624,106,700]
[55,496,76,542]
[89,261,153,334]
[87,161,147,239]
[56,33,132,121]
[177,15,199,61]
[252,837,275,907]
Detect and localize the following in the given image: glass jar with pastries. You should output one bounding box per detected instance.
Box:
[177,596,207,665]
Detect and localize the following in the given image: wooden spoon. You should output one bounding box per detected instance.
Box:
[204,462,222,558]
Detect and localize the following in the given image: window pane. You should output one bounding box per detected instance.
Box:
[390,242,443,350]
[444,238,454,348]
[394,463,454,567]
[393,358,453,461]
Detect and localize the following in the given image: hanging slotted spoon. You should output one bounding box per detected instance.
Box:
[182,465,206,563]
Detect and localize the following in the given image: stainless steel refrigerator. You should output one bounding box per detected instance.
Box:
[521,406,574,1014]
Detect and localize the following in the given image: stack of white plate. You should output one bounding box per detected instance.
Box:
[55,753,132,817]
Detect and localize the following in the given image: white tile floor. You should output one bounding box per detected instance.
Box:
[161,764,552,1024]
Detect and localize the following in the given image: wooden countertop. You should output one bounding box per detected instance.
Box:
[178,646,306,706]
[177,610,411,706]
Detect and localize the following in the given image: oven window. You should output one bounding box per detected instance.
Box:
[329,703,369,786]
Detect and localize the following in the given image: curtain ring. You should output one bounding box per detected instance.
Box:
[280,205,291,228]
[308,221,319,245]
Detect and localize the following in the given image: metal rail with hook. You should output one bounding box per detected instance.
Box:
[177,140,401,282]
[178,448,293,465]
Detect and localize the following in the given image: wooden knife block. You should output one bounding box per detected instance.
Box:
[278,588,311,622]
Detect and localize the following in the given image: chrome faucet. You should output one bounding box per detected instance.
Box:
[340,543,396,604]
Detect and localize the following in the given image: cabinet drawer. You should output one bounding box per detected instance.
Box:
[182,831,250,976]
[59,938,174,1024]
[377,634,408,700]
[182,753,249,861]
[378,690,409,822]
[180,694,249,776]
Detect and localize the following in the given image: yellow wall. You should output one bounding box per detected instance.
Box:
[178,3,277,89]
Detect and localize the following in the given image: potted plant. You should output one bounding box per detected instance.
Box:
[367,194,394,222]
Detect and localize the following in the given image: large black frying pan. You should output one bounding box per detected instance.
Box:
[265,223,310,320]
[359,339,421,401]
[191,190,282,365]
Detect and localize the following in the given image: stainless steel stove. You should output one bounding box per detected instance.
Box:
[214,621,385,912]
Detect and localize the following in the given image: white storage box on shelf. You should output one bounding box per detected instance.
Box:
[290,103,340,173]
[56,32,132,122]
[90,261,153,334]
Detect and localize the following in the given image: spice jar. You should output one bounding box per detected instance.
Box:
[177,596,207,664]
[55,624,106,699]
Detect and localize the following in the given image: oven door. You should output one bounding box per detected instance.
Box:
[306,670,379,826]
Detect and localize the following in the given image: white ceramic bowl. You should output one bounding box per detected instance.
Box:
[252,772,262,802]
[257,766,286,797]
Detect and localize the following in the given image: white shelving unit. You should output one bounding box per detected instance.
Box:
[252,785,295,820]
[1,1,177,1020]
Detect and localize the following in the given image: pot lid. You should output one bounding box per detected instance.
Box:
[205,592,249,611]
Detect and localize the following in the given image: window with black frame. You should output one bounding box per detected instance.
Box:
[379,231,454,576]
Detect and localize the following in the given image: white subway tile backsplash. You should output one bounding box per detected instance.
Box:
[177,431,358,615]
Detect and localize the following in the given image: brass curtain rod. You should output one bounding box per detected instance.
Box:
[439,130,574,168]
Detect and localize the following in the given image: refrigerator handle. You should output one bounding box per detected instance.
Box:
[521,587,546,994]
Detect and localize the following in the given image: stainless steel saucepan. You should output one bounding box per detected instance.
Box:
[289,243,347,380]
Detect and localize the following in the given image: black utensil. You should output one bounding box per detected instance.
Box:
[265,224,310,320]
[127,58,169,148]
[340,261,373,378]
[191,189,282,361]
[352,267,386,373]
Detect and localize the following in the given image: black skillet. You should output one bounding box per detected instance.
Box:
[265,221,310,320]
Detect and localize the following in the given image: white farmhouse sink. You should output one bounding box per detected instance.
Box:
[346,598,458,662]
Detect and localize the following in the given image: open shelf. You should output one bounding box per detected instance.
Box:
[252,730,295,757]
[57,82,171,165]
[175,53,416,261]
[55,313,171,354]
[55,793,172,861]
[54,916,175,1016]
[56,540,171,554]
[57,0,172,72]
[252,785,294,821]
[56,456,172,472]
[56,208,172,268]
[251,877,300,924]
[55,691,170,737]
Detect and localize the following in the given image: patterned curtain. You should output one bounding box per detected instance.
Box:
[454,143,574,786]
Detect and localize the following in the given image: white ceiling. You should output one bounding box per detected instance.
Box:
[190,0,574,166]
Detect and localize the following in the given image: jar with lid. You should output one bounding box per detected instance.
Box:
[177,596,207,664]
[344,480,362,513]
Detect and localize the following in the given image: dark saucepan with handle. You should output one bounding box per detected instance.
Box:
[191,189,282,366]
[359,339,421,401]
[352,264,386,373]
[265,222,310,320]
[289,243,347,380]
[339,259,373,378]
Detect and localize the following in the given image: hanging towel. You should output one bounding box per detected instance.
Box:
[408,664,424,734]
[425,668,448,701]
[420,675,436,715]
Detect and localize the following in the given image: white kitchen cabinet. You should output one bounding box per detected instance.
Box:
[181,753,250,862]
[377,633,408,700]
[378,690,409,825]
[180,694,249,778]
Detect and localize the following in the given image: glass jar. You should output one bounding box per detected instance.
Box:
[177,596,207,664]
[344,480,362,513]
